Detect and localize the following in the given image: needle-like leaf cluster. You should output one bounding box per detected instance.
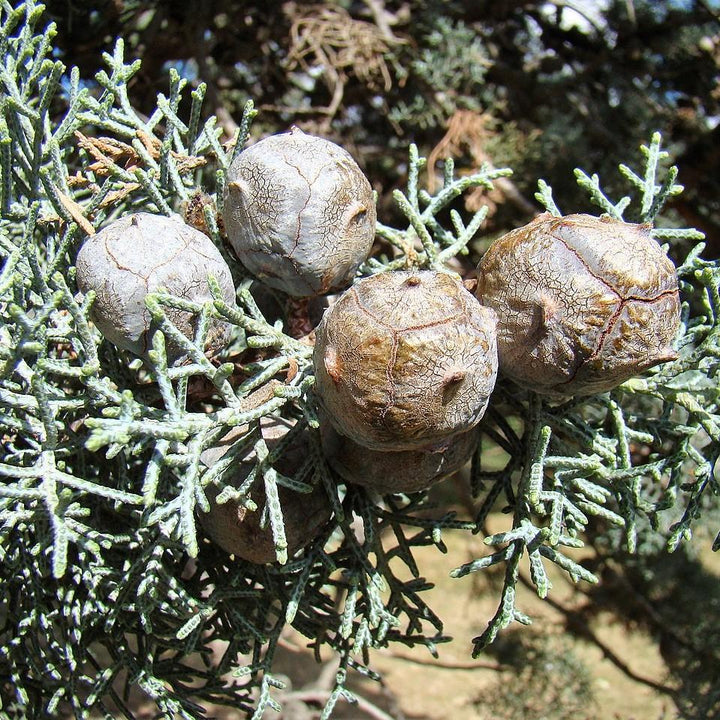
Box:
[1,3,718,718]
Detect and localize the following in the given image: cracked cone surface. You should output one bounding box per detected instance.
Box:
[223,128,376,297]
[476,213,681,395]
[314,270,498,451]
[76,212,236,362]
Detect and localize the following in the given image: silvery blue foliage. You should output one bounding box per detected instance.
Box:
[0,2,718,718]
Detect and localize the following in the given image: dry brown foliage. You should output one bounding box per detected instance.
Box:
[283,2,402,121]
[429,109,538,217]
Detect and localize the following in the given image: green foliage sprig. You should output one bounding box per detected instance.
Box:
[388,17,491,131]
[0,5,505,716]
[453,136,719,656]
[369,145,511,273]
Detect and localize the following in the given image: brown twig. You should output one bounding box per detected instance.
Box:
[283,688,399,720]
[281,3,397,125]
[580,542,711,658]
[380,648,503,672]
[427,110,538,217]
[697,0,720,21]
[361,0,405,44]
